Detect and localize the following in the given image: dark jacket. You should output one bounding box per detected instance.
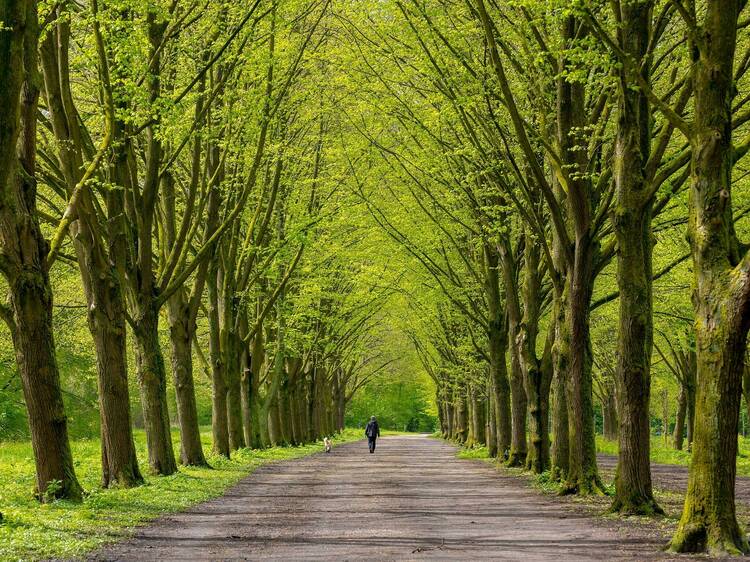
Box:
[365,420,380,439]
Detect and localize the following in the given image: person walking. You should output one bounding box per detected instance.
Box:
[365,416,380,453]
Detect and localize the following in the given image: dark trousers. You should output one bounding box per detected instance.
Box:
[368,437,377,453]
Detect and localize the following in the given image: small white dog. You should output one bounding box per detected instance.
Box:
[323,436,332,453]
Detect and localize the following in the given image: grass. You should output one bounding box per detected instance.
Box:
[0,427,362,562]
[596,434,750,477]
[451,433,750,481]
[456,445,490,460]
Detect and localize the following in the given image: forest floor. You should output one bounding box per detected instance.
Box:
[87,435,701,561]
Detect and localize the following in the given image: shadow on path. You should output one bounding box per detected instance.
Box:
[90,436,680,561]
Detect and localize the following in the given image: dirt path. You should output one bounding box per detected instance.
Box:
[91,436,676,561]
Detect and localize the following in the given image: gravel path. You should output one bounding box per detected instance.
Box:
[90,436,677,561]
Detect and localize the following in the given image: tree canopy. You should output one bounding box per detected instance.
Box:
[1,0,750,556]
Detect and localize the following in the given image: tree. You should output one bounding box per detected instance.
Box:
[0,0,82,501]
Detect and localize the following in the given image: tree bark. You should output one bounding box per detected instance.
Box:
[133,306,178,475]
[602,388,618,442]
[550,288,570,481]
[498,236,527,466]
[521,234,552,473]
[207,261,230,456]
[167,290,208,466]
[239,312,252,447]
[610,0,660,516]
[224,328,245,450]
[508,332,528,466]
[562,245,601,494]
[485,377,497,455]
[673,387,687,451]
[670,1,750,554]
[484,243,511,457]
[248,327,266,448]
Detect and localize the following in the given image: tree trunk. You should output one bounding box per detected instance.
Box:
[520,236,551,474]
[610,0,659,515]
[167,291,208,466]
[498,237,527,466]
[673,386,687,451]
[466,386,475,446]
[474,393,486,445]
[39,20,142,489]
[207,264,230,457]
[248,329,266,448]
[558,19,603,492]
[455,388,467,442]
[670,2,749,554]
[508,343,528,466]
[307,368,318,442]
[686,360,696,449]
[602,389,618,442]
[485,244,511,457]
[296,378,307,442]
[550,289,570,481]
[525,321,553,474]
[133,307,178,475]
[277,374,292,445]
[225,329,245,450]
[8,270,84,501]
[290,373,302,443]
[239,315,253,448]
[562,251,601,494]
[267,394,280,446]
[0,5,83,499]
[486,377,497,456]
[445,396,454,441]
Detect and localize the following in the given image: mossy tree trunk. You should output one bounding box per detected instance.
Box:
[557,21,603,492]
[611,0,660,516]
[601,389,618,442]
[248,324,266,448]
[550,288,570,481]
[669,1,750,554]
[219,267,245,450]
[521,231,553,474]
[562,242,602,494]
[486,377,497,456]
[499,233,528,466]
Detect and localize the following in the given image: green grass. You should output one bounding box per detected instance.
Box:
[451,434,750,478]
[456,445,490,460]
[0,427,362,562]
[596,434,750,476]
[596,435,691,465]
